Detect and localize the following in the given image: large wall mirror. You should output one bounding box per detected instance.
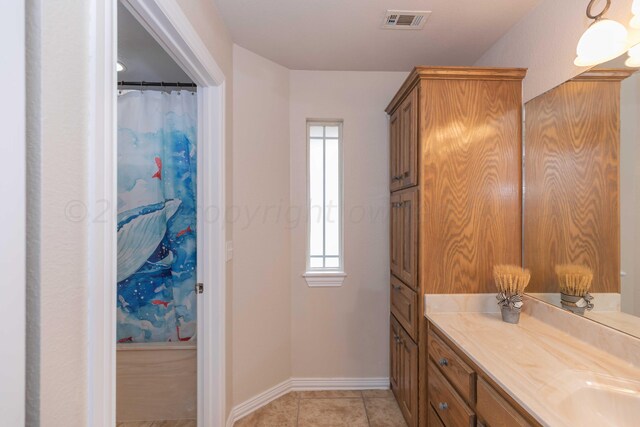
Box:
[524,47,640,338]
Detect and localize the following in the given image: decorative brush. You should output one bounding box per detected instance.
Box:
[555,264,593,297]
[493,265,531,296]
[493,265,531,324]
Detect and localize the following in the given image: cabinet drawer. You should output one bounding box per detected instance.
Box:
[390,276,418,340]
[428,329,475,404]
[428,361,475,427]
[428,403,445,427]
[477,377,530,427]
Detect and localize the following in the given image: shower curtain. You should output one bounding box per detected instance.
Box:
[117,90,197,343]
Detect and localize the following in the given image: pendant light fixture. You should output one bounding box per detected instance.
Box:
[574,0,630,66]
[625,43,640,67]
[631,0,640,29]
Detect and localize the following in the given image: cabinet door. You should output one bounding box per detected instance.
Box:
[389,109,402,191]
[398,188,418,290]
[398,88,418,189]
[390,192,402,279]
[390,317,401,396]
[399,328,418,427]
[476,377,530,427]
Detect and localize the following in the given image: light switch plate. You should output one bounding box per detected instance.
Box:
[225,241,233,262]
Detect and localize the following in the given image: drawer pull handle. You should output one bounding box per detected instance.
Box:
[392,284,402,291]
[438,402,448,411]
[438,357,449,367]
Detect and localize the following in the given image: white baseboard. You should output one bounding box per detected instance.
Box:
[225,377,389,427]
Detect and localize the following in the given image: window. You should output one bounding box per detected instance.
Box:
[304,121,345,287]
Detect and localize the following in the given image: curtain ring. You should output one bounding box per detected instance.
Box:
[586,0,610,20]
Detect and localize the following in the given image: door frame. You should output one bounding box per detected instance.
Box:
[0,0,25,425]
[88,1,227,425]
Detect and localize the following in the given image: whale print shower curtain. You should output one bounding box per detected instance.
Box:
[117,90,197,343]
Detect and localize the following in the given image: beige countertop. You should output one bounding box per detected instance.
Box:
[425,296,640,427]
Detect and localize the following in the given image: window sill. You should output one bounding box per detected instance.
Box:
[303,271,347,287]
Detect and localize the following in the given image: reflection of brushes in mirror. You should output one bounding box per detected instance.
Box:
[555,264,593,296]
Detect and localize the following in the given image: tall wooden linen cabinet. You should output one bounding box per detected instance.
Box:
[386,67,526,427]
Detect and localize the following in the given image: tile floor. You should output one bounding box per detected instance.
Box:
[234,390,408,427]
[116,421,196,427]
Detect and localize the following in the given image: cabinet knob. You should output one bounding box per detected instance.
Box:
[392,284,402,291]
[438,402,448,411]
[438,357,449,367]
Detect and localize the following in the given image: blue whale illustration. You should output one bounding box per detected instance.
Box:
[117,199,181,282]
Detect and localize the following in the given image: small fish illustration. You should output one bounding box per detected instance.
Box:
[176,326,192,342]
[118,337,134,343]
[176,225,192,238]
[152,156,162,180]
[151,299,170,308]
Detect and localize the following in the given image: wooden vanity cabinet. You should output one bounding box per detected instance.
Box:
[386,67,526,427]
[427,322,540,427]
[390,275,419,340]
[391,316,419,427]
[390,88,418,192]
[390,187,418,290]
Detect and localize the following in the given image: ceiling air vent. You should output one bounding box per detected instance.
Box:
[382,10,431,30]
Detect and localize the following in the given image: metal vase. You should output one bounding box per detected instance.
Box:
[500,306,521,324]
[560,293,586,315]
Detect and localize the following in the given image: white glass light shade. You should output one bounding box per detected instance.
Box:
[117,61,126,72]
[574,19,629,66]
[625,44,640,67]
[632,0,640,29]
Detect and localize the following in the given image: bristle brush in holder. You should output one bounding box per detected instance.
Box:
[555,264,594,315]
[493,265,531,324]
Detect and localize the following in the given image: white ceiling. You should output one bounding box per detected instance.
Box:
[215,0,544,71]
[117,5,193,83]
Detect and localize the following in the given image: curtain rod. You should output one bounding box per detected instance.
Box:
[118,81,196,88]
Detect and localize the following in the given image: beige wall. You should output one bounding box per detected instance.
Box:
[475,0,638,101]
[620,72,640,316]
[232,45,292,404]
[289,71,407,379]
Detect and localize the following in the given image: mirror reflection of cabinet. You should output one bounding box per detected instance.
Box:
[524,69,635,294]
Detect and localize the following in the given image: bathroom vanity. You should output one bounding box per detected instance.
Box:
[424,294,640,427]
[387,61,640,426]
[427,323,535,427]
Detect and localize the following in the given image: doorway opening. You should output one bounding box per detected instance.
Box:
[89,1,226,426]
[115,4,198,424]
